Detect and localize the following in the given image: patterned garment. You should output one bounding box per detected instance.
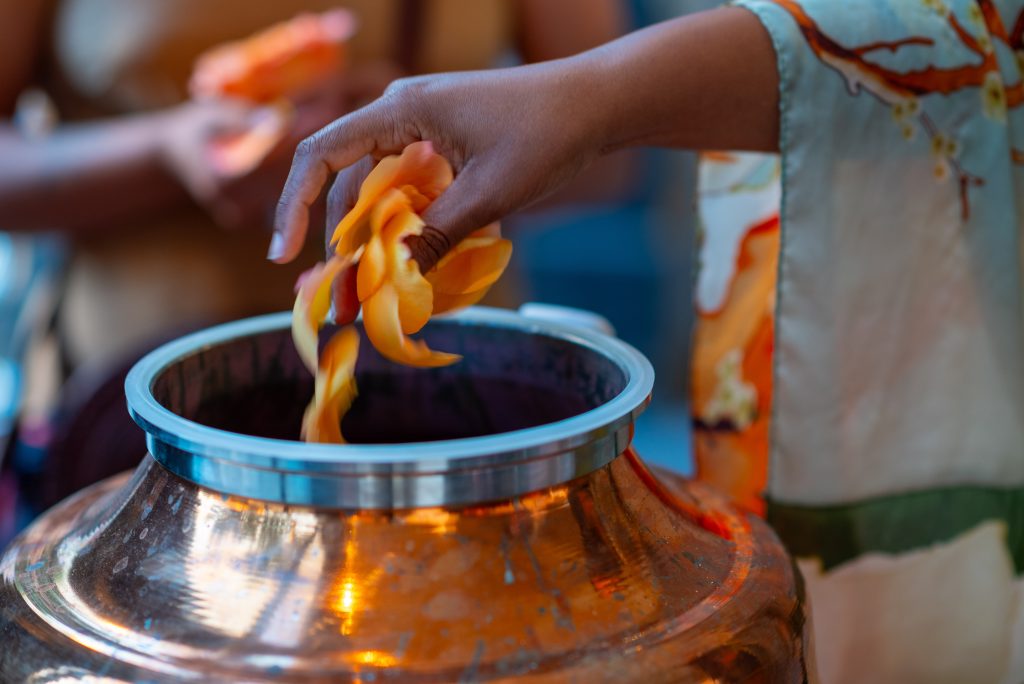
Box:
[692,1,1024,681]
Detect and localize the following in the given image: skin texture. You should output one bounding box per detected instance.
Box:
[0,0,623,235]
[271,7,779,323]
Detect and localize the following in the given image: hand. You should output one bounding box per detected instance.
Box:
[269,60,610,269]
[172,61,406,232]
[157,96,276,222]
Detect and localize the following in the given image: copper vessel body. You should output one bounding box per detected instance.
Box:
[0,309,807,682]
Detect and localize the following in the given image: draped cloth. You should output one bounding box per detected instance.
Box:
[692,1,1024,680]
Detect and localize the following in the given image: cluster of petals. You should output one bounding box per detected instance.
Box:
[293,141,512,442]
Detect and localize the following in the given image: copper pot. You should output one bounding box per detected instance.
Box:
[0,308,808,682]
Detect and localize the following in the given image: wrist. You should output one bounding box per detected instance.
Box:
[536,52,620,162]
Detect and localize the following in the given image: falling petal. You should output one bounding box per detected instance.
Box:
[292,256,348,372]
[301,327,360,444]
[363,281,460,367]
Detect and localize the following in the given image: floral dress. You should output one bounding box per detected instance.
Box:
[692,0,1024,681]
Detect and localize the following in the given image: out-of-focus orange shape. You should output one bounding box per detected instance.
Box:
[206,103,293,178]
[301,327,360,443]
[190,9,356,104]
[189,10,355,178]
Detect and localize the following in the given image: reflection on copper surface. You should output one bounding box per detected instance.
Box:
[327,521,385,638]
[2,455,806,681]
[401,507,457,534]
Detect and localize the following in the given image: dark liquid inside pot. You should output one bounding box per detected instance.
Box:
[155,323,627,444]
[192,375,594,443]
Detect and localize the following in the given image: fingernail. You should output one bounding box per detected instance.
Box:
[267,232,287,261]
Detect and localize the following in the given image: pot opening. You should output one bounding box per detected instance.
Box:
[149,321,627,444]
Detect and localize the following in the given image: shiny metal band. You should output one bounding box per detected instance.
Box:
[125,308,654,509]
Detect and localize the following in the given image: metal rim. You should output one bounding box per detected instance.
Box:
[125,307,654,507]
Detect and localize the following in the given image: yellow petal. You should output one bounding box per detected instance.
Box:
[431,287,490,315]
[301,327,360,444]
[331,141,452,250]
[363,281,460,367]
[354,189,412,299]
[427,236,512,295]
[379,209,433,334]
[292,256,348,372]
[318,326,360,398]
[356,233,386,300]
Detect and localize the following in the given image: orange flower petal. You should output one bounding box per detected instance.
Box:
[363,281,460,367]
[427,235,512,295]
[356,233,386,301]
[330,141,452,250]
[190,10,355,103]
[355,188,418,305]
[206,104,292,178]
[431,287,491,315]
[292,256,348,372]
[301,327,360,444]
[379,210,433,334]
[319,326,360,397]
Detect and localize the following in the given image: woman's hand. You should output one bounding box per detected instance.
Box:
[269,60,610,269]
[270,7,779,271]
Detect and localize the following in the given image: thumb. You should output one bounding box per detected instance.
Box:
[410,168,501,272]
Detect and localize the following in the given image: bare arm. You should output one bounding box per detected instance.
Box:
[0,115,186,232]
[590,7,778,153]
[272,7,778,265]
[516,0,635,207]
[0,1,258,233]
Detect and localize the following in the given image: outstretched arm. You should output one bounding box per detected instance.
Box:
[271,6,778,268]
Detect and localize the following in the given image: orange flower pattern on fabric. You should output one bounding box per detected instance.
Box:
[293,141,512,443]
[692,153,780,516]
[694,0,1024,514]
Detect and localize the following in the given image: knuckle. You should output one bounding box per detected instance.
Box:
[382,77,431,113]
[294,135,320,161]
[275,192,295,215]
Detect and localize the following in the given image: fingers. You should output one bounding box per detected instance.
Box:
[269,111,384,263]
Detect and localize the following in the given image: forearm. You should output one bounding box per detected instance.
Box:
[272,6,781,266]
[578,6,779,154]
[0,113,188,233]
